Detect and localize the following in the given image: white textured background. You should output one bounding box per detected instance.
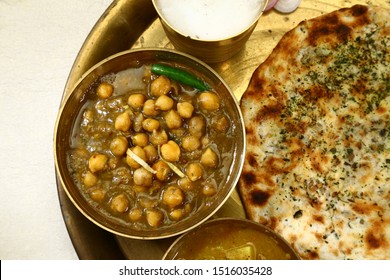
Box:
[0,0,114,259]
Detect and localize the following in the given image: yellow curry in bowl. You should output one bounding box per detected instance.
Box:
[163,218,300,260]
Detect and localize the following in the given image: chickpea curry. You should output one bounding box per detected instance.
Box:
[67,63,236,230]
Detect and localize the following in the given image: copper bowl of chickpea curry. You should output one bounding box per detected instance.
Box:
[54,48,246,239]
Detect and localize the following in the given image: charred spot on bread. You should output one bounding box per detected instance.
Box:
[250,189,272,207]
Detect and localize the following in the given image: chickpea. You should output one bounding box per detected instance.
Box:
[128,93,146,109]
[115,112,131,131]
[150,75,171,97]
[162,186,184,208]
[143,99,160,116]
[170,208,184,221]
[88,153,108,173]
[110,193,129,213]
[89,188,106,202]
[182,135,201,151]
[188,115,206,137]
[155,95,174,111]
[200,147,219,168]
[133,167,153,187]
[96,82,113,99]
[145,208,164,227]
[199,91,220,111]
[177,102,194,118]
[142,118,160,132]
[110,136,128,157]
[150,129,168,146]
[153,160,171,181]
[164,110,182,129]
[131,133,148,147]
[203,183,217,196]
[126,146,147,169]
[128,208,142,222]
[212,115,230,133]
[178,177,194,191]
[184,203,192,214]
[144,145,158,163]
[161,140,181,162]
[83,171,97,188]
[186,162,203,181]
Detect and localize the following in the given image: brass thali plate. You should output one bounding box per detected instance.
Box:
[56,0,390,259]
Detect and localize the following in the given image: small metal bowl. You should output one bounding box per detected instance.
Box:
[163,218,300,260]
[54,48,246,240]
[152,0,268,64]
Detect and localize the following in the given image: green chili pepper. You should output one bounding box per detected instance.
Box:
[151,63,210,91]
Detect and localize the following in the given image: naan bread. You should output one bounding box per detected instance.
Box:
[239,5,390,259]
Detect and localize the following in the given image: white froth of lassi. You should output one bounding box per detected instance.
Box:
[155,0,265,40]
